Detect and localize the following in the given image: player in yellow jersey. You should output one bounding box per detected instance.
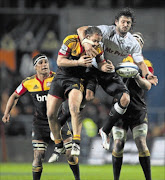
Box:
[2,54,81,180]
[47,26,112,157]
[112,33,154,180]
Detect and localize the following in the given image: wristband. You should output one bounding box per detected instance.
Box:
[82,38,94,45]
[145,73,149,79]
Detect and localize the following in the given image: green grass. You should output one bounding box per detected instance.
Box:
[0,163,164,180]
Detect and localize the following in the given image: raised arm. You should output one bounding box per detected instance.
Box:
[77,26,99,58]
[134,73,151,90]
[136,61,158,86]
[2,92,20,123]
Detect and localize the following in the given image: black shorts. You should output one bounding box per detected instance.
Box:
[114,109,148,131]
[32,116,72,143]
[61,122,72,140]
[32,116,51,144]
[97,72,129,96]
[48,76,85,99]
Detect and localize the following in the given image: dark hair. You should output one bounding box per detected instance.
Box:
[115,7,136,29]
[85,26,102,37]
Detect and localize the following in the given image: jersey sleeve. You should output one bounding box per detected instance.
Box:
[58,35,75,56]
[15,82,27,96]
[131,44,144,63]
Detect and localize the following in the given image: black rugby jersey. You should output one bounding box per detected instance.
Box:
[57,34,103,78]
[15,71,55,119]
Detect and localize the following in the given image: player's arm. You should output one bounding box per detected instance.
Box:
[136,61,158,86]
[57,54,93,67]
[77,26,98,58]
[2,92,20,123]
[134,73,151,90]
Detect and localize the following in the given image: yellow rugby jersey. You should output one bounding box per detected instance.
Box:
[57,34,103,78]
[15,71,55,119]
[123,55,154,74]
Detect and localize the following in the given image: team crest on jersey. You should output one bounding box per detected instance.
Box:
[72,84,78,88]
[46,82,51,87]
[33,85,39,89]
[67,130,72,135]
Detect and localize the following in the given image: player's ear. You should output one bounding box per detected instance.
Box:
[115,19,118,26]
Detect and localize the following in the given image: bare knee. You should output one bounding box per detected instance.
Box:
[120,93,130,107]
[135,136,148,152]
[32,150,45,167]
[114,139,125,153]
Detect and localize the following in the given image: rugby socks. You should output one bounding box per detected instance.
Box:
[139,151,151,180]
[112,151,123,180]
[102,102,126,135]
[54,139,63,148]
[68,157,80,180]
[73,135,81,145]
[32,166,42,180]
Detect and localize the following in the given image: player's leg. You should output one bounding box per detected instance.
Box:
[133,123,151,180]
[68,89,83,156]
[112,126,127,180]
[62,123,80,180]
[99,74,130,150]
[32,140,48,180]
[47,94,64,150]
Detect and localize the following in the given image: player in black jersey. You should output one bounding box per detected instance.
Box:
[111,33,153,180]
[2,54,80,180]
[47,27,112,157]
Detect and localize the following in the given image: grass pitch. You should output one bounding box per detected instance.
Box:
[0,163,164,180]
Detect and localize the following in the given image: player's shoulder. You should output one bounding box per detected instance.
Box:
[22,75,36,83]
[144,59,153,67]
[127,32,139,46]
[97,25,115,35]
[63,34,79,45]
[49,71,56,78]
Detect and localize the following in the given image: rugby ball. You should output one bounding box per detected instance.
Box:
[116,62,139,78]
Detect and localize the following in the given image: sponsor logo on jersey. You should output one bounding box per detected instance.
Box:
[36,94,47,102]
[46,82,51,87]
[59,44,68,54]
[72,84,78,88]
[33,85,39,89]
[16,84,23,93]
[105,47,127,57]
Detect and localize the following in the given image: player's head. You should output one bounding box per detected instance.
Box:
[115,7,136,36]
[33,54,50,75]
[133,32,144,48]
[84,26,102,48]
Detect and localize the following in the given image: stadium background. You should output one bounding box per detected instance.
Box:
[0,0,164,168]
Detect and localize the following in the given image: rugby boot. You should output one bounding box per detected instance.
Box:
[99,128,110,150]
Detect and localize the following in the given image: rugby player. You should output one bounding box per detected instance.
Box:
[112,32,153,180]
[77,7,158,150]
[2,54,80,180]
[47,26,113,157]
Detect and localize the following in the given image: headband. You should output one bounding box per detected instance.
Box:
[33,55,48,66]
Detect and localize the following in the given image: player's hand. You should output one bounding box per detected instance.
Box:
[2,114,10,123]
[147,74,158,86]
[77,55,92,67]
[83,43,99,58]
[85,89,95,101]
[101,60,115,73]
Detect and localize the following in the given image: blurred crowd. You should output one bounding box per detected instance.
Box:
[0,1,165,141]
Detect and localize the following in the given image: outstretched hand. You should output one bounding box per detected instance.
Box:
[147,74,158,86]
